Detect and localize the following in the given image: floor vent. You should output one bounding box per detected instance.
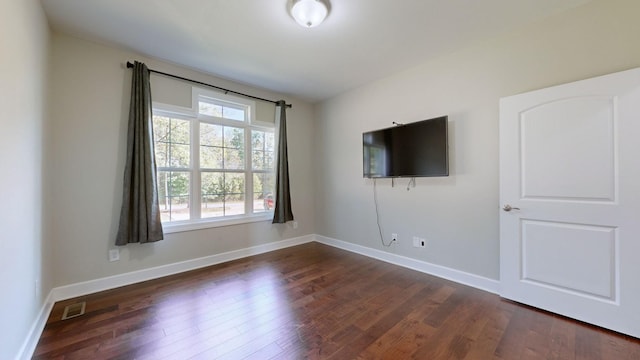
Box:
[61,302,86,320]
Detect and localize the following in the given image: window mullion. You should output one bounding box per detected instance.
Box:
[191,119,201,220]
[245,128,253,215]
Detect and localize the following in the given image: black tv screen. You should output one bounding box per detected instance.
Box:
[363,116,448,178]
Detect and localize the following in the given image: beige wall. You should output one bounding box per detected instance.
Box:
[48,34,316,287]
[0,0,51,358]
[314,0,640,279]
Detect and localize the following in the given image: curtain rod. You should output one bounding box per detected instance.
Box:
[126,61,292,108]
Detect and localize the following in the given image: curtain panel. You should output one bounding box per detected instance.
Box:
[272,101,294,224]
[115,61,164,245]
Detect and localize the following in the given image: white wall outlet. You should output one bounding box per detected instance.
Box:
[108,249,120,262]
[413,236,420,247]
[392,233,398,243]
[419,238,426,248]
[292,221,299,229]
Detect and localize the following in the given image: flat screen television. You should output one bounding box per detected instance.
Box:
[363,116,449,178]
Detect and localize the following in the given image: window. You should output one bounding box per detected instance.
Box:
[152,88,276,232]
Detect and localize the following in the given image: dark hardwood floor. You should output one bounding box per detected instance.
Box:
[33,242,640,359]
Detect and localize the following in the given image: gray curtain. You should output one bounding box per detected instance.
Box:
[115,61,163,245]
[272,101,294,223]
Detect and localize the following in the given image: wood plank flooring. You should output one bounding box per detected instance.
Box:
[33,242,640,359]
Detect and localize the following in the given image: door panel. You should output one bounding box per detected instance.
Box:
[500,67,640,338]
[520,97,616,201]
[521,220,616,300]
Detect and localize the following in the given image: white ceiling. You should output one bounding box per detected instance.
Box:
[41,0,592,103]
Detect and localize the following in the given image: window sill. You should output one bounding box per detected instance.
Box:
[162,213,274,234]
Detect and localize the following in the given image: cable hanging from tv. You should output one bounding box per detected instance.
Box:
[373,179,393,247]
[406,177,416,191]
[388,177,416,190]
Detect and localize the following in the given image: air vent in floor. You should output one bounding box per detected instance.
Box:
[61,302,86,320]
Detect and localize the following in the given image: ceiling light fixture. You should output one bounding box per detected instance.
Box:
[291,0,328,28]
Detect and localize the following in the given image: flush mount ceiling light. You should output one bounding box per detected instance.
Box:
[291,0,328,28]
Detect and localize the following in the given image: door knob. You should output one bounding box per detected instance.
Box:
[502,204,520,212]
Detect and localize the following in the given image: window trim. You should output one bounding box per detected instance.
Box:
[152,87,276,234]
[162,213,272,234]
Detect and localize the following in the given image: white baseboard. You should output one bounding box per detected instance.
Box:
[51,234,314,302]
[16,290,54,360]
[47,234,498,304]
[314,235,499,294]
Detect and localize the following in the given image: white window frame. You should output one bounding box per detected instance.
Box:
[152,87,277,234]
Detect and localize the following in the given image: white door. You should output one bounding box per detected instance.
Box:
[499,67,640,338]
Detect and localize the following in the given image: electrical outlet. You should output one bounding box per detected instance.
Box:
[292,221,299,229]
[108,249,120,262]
[413,237,426,248]
[392,233,398,244]
[35,279,40,298]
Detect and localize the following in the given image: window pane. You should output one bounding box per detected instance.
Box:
[225,193,245,216]
[265,132,275,151]
[153,116,190,168]
[201,172,245,218]
[224,127,244,148]
[224,149,244,170]
[251,130,275,171]
[155,141,169,168]
[199,101,223,117]
[252,150,265,170]
[157,171,190,222]
[223,106,245,121]
[265,151,275,169]
[251,131,263,150]
[223,126,244,169]
[252,150,275,170]
[200,123,223,169]
[201,172,224,218]
[200,123,223,147]
[172,120,190,144]
[199,100,246,122]
[253,131,275,152]
[170,144,190,168]
[153,116,171,168]
[153,115,170,140]
[253,173,274,213]
[200,145,223,169]
[225,173,245,216]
